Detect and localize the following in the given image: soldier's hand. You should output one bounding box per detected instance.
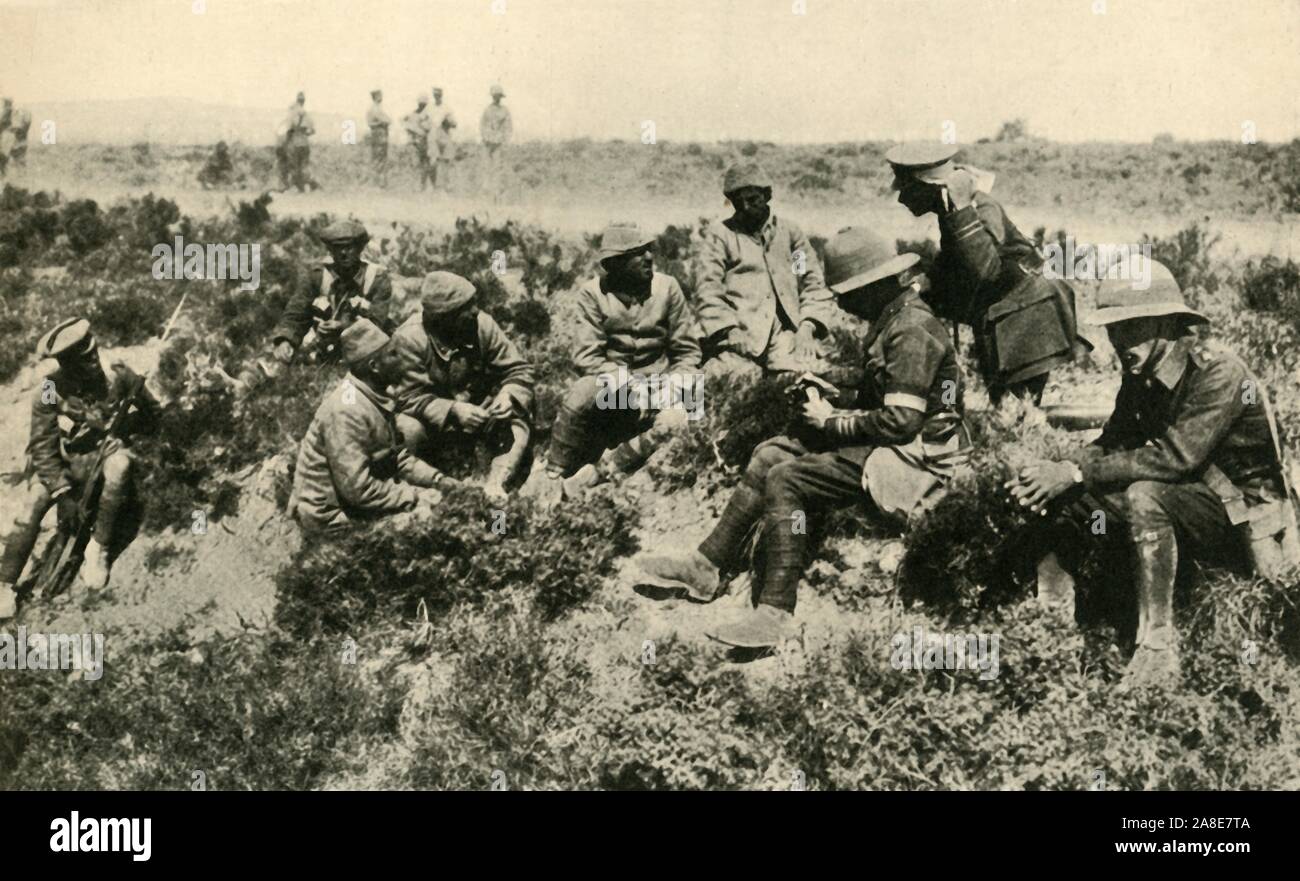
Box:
[317,319,344,339]
[486,392,513,421]
[793,323,820,362]
[943,168,977,210]
[56,493,81,532]
[273,340,294,364]
[802,396,834,429]
[1004,461,1078,515]
[451,402,491,431]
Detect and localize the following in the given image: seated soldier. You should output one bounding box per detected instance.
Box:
[543,222,702,498]
[1007,258,1289,687]
[634,229,968,648]
[0,319,160,617]
[246,219,392,387]
[391,271,535,502]
[696,162,836,377]
[290,319,446,532]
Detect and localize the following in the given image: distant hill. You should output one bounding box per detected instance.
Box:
[24,97,353,146]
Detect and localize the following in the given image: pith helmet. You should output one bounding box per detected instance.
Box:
[490,84,505,98]
[1091,257,1207,326]
[340,318,390,365]
[824,227,920,295]
[37,318,95,359]
[598,222,655,260]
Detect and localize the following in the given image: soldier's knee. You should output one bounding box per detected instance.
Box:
[1124,480,1173,527]
[14,480,52,525]
[561,375,605,414]
[396,414,427,451]
[101,452,134,487]
[764,460,801,498]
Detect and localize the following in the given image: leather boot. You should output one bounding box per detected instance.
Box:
[1123,527,1180,688]
[706,603,795,648]
[81,538,112,590]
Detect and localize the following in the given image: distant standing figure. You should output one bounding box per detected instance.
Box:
[197,140,235,189]
[431,87,456,189]
[280,91,319,192]
[366,89,391,187]
[403,95,434,191]
[480,84,512,193]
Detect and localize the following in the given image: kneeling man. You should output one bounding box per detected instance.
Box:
[290,319,446,531]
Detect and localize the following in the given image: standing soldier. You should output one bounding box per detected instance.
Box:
[480,84,512,194]
[696,161,836,377]
[7,107,31,171]
[0,319,160,617]
[289,320,448,532]
[542,222,702,498]
[390,271,535,502]
[403,95,435,192]
[247,220,393,387]
[634,229,967,648]
[1007,259,1293,687]
[431,88,457,191]
[281,91,319,192]
[365,89,391,187]
[885,143,1082,404]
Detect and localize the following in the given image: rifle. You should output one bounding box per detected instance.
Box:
[34,293,187,597]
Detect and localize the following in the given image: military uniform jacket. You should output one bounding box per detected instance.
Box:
[480,104,512,145]
[390,311,535,429]
[366,103,391,138]
[931,195,1079,384]
[271,259,393,351]
[821,289,965,450]
[696,213,836,358]
[291,376,442,524]
[27,359,160,496]
[284,106,314,148]
[1079,337,1280,509]
[573,272,702,377]
[404,110,432,146]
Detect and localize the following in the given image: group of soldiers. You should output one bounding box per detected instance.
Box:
[272,85,512,193]
[0,96,34,177]
[2,143,1294,689]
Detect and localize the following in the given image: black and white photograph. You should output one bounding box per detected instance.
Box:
[0,0,1296,851]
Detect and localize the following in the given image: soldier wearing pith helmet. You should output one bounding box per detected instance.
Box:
[0,319,161,617]
[634,228,966,650]
[260,218,393,383]
[1008,256,1292,687]
[886,142,1084,405]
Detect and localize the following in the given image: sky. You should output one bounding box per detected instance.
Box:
[2,0,1298,143]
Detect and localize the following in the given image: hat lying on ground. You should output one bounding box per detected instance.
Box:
[722,161,773,194]
[318,219,369,245]
[824,227,920,295]
[37,317,95,359]
[1090,256,1207,326]
[420,271,476,317]
[598,222,655,260]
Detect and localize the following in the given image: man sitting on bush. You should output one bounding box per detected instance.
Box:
[290,319,446,532]
[696,161,835,377]
[540,222,702,499]
[391,271,535,502]
[0,318,160,616]
[633,229,968,649]
[1007,258,1286,687]
[247,219,393,388]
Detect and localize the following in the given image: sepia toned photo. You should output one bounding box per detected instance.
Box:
[0,0,1298,818]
